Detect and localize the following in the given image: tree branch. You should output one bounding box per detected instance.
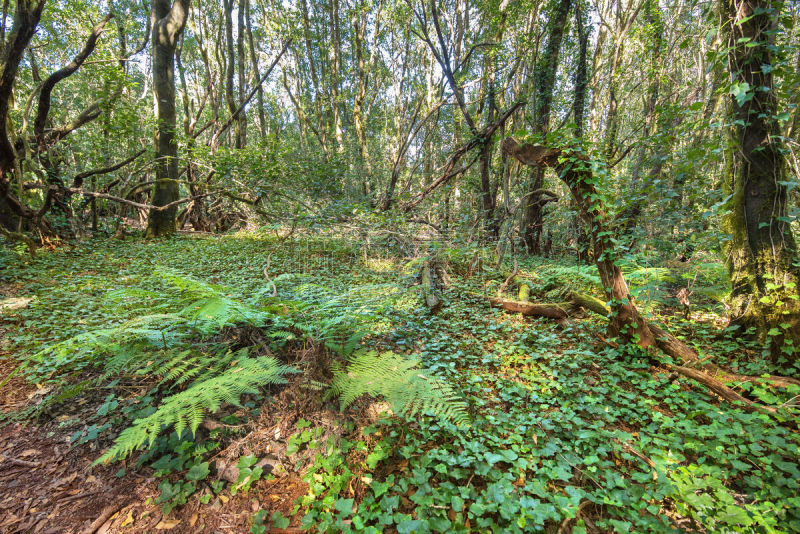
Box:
[33,13,113,145]
[402,101,524,211]
[72,149,146,188]
[210,39,291,148]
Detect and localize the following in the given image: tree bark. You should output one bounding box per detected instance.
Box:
[145,0,190,238]
[721,0,800,363]
[521,0,572,252]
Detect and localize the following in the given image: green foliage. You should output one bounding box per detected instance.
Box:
[329,349,470,427]
[98,353,292,463]
[5,234,799,532]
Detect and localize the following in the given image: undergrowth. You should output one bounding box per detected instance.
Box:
[1,232,798,532]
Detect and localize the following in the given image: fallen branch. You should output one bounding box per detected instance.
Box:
[487,296,567,320]
[0,454,40,468]
[81,502,122,534]
[488,286,794,416]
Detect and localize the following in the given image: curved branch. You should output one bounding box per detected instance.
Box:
[72,149,146,188]
[33,13,114,144]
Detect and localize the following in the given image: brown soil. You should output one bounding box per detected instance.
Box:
[0,373,316,534]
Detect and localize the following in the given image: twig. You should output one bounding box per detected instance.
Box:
[0,454,39,468]
[81,502,123,534]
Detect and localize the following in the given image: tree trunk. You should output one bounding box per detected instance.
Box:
[521,0,572,252]
[236,0,247,147]
[328,0,343,153]
[145,0,190,238]
[244,0,266,138]
[721,0,800,363]
[504,138,655,347]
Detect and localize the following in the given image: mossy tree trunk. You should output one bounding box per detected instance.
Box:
[521,0,572,253]
[503,138,656,347]
[721,0,800,363]
[145,0,190,238]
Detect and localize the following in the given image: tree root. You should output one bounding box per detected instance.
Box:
[487,288,796,417]
[0,225,38,257]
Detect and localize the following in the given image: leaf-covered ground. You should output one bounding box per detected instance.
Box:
[0,231,798,533]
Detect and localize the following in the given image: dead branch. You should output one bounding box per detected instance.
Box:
[487,296,568,320]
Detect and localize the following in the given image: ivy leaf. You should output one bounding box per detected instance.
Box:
[271,511,290,529]
[334,497,354,516]
[730,82,753,107]
[185,462,210,481]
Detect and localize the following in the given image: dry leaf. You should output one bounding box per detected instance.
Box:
[120,510,134,528]
[189,514,198,527]
[20,449,37,457]
[155,519,181,530]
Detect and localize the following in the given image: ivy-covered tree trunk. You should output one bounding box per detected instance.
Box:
[521,0,572,252]
[145,0,190,238]
[505,138,656,347]
[722,0,800,363]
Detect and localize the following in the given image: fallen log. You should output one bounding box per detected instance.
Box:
[488,296,567,320]
[568,292,609,318]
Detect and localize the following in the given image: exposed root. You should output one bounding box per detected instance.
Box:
[488,283,795,417]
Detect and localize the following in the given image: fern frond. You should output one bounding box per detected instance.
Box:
[329,350,469,427]
[97,356,296,463]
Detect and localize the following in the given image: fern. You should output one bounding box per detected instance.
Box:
[329,350,470,427]
[98,351,295,463]
[26,271,302,464]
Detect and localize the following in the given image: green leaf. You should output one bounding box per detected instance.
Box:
[271,511,290,529]
[185,462,210,481]
[334,497,354,516]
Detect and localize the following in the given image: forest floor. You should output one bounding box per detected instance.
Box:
[0,230,798,533]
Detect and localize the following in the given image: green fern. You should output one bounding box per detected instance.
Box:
[329,350,470,427]
[97,351,295,463]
